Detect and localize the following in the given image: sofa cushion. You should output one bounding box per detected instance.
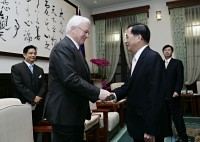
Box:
[84,114,100,131]
[94,112,119,131]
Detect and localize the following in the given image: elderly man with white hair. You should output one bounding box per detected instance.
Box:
[44,15,111,142]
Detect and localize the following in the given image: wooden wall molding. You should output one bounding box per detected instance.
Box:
[0,74,48,98]
[166,0,200,10]
[91,5,150,22]
[0,51,49,60]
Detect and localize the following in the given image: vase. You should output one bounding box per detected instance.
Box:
[92,78,102,88]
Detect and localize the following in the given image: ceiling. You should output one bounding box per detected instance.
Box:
[76,0,146,10]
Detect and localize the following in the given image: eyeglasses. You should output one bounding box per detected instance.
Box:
[76,26,89,35]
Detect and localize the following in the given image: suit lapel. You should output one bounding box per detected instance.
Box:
[131,47,149,79]
[75,48,91,78]
[166,58,174,70]
[65,37,91,80]
[22,61,33,76]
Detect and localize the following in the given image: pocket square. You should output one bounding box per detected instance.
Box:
[39,75,42,78]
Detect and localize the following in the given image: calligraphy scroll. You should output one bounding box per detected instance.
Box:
[0,0,77,58]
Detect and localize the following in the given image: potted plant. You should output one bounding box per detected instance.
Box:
[90,58,109,88]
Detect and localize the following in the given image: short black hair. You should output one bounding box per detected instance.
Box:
[127,23,150,43]
[23,45,37,54]
[162,45,174,52]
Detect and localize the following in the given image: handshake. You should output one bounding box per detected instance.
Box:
[99,89,116,102]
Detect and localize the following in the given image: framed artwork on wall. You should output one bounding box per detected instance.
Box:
[0,0,78,60]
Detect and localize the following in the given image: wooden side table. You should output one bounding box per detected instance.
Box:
[33,120,52,142]
[196,96,200,116]
[181,94,200,116]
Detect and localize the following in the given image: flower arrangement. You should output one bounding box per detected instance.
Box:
[90,58,109,79]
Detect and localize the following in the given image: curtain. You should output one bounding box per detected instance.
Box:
[121,15,136,68]
[184,5,200,84]
[170,6,200,85]
[95,20,106,58]
[105,18,121,82]
[169,8,187,84]
[121,13,148,68]
[94,13,148,83]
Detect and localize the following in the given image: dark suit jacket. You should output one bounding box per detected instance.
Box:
[11,61,47,124]
[164,58,184,98]
[44,36,100,126]
[114,47,164,139]
[160,58,184,136]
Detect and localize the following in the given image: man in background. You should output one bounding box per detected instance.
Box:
[162,45,188,142]
[11,45,47,141]
[44,15,111,142]
[112,23,165,142]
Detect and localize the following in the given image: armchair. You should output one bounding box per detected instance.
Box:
[90,102,120,142]
[197,81,200,94]
[0,98,33,142]
[97,82,126,127]
[84,112,100,142]
[34,113,100,142]
[96,100,126,127]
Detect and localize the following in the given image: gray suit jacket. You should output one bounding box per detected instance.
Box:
[45,36,100,126]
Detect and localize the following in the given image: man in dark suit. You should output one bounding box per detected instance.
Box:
[11,45,47,141]
[44,15,111,142]
[162,45,188,142]
[110,23,165,142]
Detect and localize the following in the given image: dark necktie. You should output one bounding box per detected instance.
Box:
[79,48,84,58]
[78,48,91,79]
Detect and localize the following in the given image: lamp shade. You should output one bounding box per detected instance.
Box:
[156,11,162,20]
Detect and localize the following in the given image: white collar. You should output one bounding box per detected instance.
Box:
[66,35,79,50]
[24,60,34,67]
[134,45,148,61]
[165,58,172,62]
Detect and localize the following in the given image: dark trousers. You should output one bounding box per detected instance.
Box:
[133,137,164,142]
[32,110,40,142]
[168,97,188,140]
[32,103,44,142]
[52,124,84,142]
[133,138,144,142]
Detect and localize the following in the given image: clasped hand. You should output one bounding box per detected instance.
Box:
[99,89,115,102]
[33,96,42,105]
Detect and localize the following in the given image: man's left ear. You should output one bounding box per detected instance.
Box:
[138,34,143,40]
[23,53,26,58]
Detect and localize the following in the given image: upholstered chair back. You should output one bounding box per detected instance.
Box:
[0,98,33,142]
[110,82,125,91]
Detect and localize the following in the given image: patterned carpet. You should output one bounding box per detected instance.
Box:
[172,117,200,142]
[111,117,200,142]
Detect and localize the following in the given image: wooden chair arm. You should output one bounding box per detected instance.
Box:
[92,108,111,113]
[96,99,126,112]
[96,101,118,106]
[38,120,51,126]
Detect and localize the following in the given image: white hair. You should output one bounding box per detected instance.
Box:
[66,15,91,33]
